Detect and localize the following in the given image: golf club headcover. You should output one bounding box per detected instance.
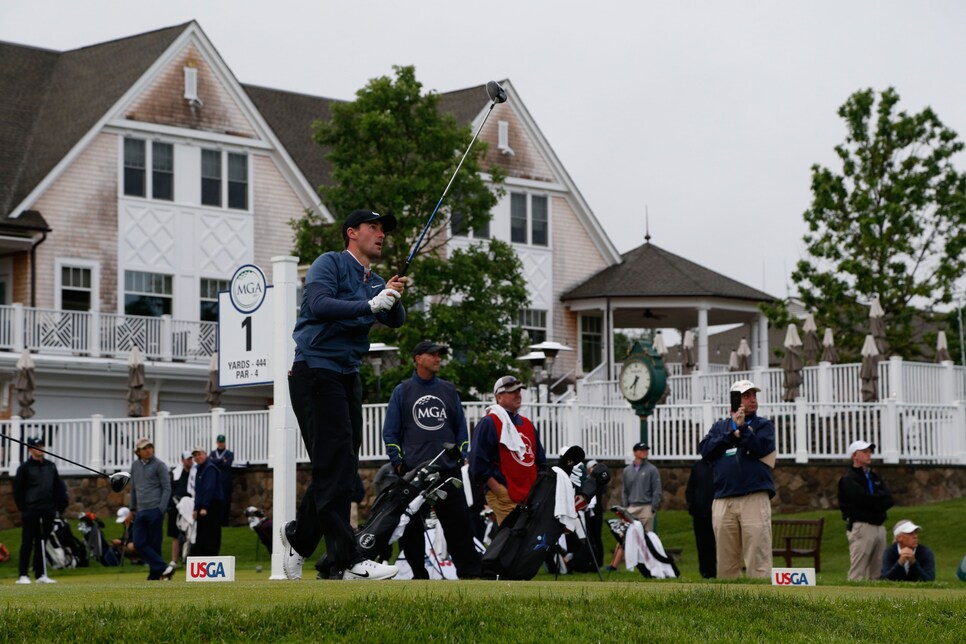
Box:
[574,494,589,511]
[368,288,400,313]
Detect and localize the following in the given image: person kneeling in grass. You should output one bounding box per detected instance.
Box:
[881,520,935,582]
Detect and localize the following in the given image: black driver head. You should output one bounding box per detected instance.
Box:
[486,80,508,104]
[109,471,131,492]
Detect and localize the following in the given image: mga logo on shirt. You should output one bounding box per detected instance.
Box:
[771,567,816,586]
[186,556,236,582]
[412,395,447,431]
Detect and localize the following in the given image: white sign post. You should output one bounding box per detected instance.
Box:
[218,264,273,388]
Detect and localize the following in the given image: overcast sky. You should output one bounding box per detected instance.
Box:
[3,0,965,303]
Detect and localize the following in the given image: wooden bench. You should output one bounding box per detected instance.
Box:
[772,518,824,571]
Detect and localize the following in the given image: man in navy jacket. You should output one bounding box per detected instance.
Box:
[699,379,775,579]
[192,445,223,557]
[282,209,406,582]
[881,520,935,581]
[383,340,481,579]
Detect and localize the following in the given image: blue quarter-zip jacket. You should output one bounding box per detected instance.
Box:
[698,412,775,499]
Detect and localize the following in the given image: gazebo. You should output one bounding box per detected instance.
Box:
[561,239,776,378]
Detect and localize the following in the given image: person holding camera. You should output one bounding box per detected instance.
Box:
[698,379,776,579]
[838,440,893,580]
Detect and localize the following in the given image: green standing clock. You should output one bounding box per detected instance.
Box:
[619,339,668,445]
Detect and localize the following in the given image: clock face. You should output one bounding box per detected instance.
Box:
[619,360,652,402]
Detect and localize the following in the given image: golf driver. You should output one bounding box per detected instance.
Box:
[400,80,508,277]
[1,433,131,492]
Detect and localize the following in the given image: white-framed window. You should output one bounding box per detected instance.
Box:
[123,137,175,201]
[510,192,549,247]
[201,149,249,210]
[152,142,174,201]
[581,315,603,372]
[124,270,173,317]
[123,138,146,197]
[55,258,100,312]
[516,308,547,345]
[200,277,229,322]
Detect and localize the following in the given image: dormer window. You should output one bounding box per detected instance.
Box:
[184,66,203,108]
[498,120,514,156]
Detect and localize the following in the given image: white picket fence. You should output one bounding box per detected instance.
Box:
[4,396,965,477]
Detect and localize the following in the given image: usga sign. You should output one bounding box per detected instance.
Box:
[771,567,816,586]
[185,556,236,582]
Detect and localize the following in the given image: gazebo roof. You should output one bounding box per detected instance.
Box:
[562,241,774,302]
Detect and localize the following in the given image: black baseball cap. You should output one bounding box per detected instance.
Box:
[27,436,45,448]
[633,442,650,452]
[341,210,397,244]
[412,340,449,357]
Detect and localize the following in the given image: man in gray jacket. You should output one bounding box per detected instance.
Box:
[622,442,661,531]
[130,437,172,580]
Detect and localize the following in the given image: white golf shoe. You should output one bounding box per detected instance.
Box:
[16,576,31,584]
[343,559,398,581]
[279,521,304,580]
[36,575,57,584]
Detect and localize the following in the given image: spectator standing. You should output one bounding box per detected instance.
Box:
[13,437,67,584]
[469,375,546,525]
[881,520,935,582]
[838,440,894,580]
[167,451,195,568]
[577,458,611,569]
[698,380,776,579]
[192,445,223,556]
[685,457,717,578]
[621,442,661,531]
[130,437,173,580]
[209,435,234,526]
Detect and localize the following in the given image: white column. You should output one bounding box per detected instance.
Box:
[750,322,760,368]
[12,303,24,352]
[941,360,956,404]
[270,256,299,581]
[161,314,173,361]
[154,411,169,464]
[89,414,104,473]
[888,356,904,401]
[794,397,808,463]
[8,416,22,476]
[757,314,769,368]
[697,307,709,373]
[952,401,966,465]
[623,408,638,464]
[89,310,101,358]
[881,398,899,464]
[210,407,225,450]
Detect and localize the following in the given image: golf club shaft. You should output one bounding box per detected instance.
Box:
[400,100,499,277]
[0,433,109,478]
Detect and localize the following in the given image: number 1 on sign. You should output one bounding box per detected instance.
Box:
[242,316,252,351]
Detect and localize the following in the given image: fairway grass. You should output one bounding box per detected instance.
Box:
[2,578,965,642]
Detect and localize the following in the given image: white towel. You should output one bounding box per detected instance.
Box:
[551,466,584,537]
[460,463,473,507]
[487,404,527,459]
[624,521,676,578]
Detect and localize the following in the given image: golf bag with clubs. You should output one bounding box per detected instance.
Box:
[481,467,564,580]
[45,514,88,569]
[607,505,679,579]
[245,506,273,553]
[353,444,464,564]
[78,512,119,566]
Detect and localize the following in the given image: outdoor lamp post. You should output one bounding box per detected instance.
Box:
[517,350,547,403]
[366,342,398,399]
[529,341,573,400]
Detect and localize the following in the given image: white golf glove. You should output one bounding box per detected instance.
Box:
[368,288,400,313]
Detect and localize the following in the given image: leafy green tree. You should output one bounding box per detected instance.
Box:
[291,65,527,399]
[792,87,966,361]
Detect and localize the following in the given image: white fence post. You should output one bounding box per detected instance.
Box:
[701,400,714,436]
[690,371,701,405]
[211,407,225,451]
[889,356,904,401]
[90,414,103,473]
[941,361,956,404]
[794,397,808,463]
[12,303,24,352]
[7,415,22,475]
[89,310,101,358]
[155,411,169,463]
[623,408,638,463]
[881,398,900,464]
[951,400,966,465]
[161,315,173,361]
[568,401,581,451]
[753,366,767,401]
[817,361,831,404]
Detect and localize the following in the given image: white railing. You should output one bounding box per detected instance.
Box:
[3,397,964,478]
[0,303,215,363]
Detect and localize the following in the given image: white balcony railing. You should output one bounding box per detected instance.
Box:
[0,304,215,362]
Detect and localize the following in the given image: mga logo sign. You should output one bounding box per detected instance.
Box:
[186,556,236,582]
[229,264,267,314]
[771,567,816,586]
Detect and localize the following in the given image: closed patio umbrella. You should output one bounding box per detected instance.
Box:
[681,330,696,375]
[821,328,838,364]
[802,313,821,366]
[127,346,146,417]
[15,350,36,419]
[206,351,224,409]
[782,324,803,402]
[935,331,952,363]
[870,297,888,357]
[728,350,739,372]
[860,334,879,402]
[736,338,752,371]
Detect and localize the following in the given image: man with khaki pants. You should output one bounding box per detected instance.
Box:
[699,380,776,579]
[837,440,894,580]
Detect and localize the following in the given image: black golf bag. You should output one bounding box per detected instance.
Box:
[481,468,564,580]
[78,512,120,566]
[354,474,423,560]
[46,515,88,569]
[245,507,273,553]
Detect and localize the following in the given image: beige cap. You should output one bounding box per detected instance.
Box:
[134,437,153,451]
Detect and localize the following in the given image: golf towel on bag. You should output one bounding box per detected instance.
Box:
[624,521,679,579]
[481,468,563,580]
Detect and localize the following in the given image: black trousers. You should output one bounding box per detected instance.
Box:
[194,502,223,557]
[287,363,364,570]
[692,514,717,578]
[585,506,605,565]
[400,473,482,579]
[19,510,54,577]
